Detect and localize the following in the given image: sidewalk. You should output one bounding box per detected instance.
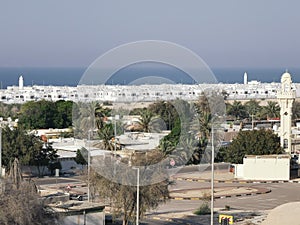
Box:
[173,170,300,184]
[173,170,235,181]
[170,186,270,200]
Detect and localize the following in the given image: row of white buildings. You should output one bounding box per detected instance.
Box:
[1,75,300,104]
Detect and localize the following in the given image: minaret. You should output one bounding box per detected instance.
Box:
[244,72,248,85]
[277,71,296,154]
[19,75,24,89]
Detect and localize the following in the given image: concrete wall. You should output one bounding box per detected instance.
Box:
[61,212,105,225]
[243,155,290,180]
[234,164,244,179]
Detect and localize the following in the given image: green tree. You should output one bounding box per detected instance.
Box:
[195,94,210,115]
[219,129,284,164]
[244,100,262,118]
[2,126,27,169]
[2,126,58,176]
[74,148,88,168]
[97,123,115,150]
[54,100,73,128]
[18,100,73,129]
[177,133,203,165]
[136,108,160,132]
[260,101,280,120]
[95,103,111,130]
[27,142,58,177]
[0,102,21,119]
[148,101,179,130]
[18,100,56,129]
[227,101,247,120]
[159,117,181,156]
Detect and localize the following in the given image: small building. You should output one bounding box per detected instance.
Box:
[234,154,290,181]
[50,201,105,225]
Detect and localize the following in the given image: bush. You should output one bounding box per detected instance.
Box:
[194,203,211,215]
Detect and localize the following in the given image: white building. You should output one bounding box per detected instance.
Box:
[1,74,300,104]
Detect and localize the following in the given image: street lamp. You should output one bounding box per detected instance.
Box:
[132,167,140,225]
[0,126,2,178]
[211,126,214,225]
[114,115,120,157]
[87,130,92,202]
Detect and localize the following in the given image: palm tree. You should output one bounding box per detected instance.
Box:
[227,101,247,120]
[244,100,261,117]
[196,94,210,115]
[148,101,178,130]
[73,101,97,139]
[260,101,280,119]
[159,138,175,156]
[97,123,114,150]
[95,102,110,130]
[137,109,160,133]
[198,111,211,140]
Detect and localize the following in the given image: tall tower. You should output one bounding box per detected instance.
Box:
[277,71,296,154]
[19,75,24,89]
[244,72,248,85]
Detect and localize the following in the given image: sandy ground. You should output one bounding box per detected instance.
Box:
[260,202,300,225]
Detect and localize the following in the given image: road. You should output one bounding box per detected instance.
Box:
[32,166,300,224]
[143,181,300,224]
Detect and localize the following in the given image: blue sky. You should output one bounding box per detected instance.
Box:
[0,0,300,68]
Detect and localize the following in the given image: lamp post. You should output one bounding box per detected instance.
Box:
[133,167,140,225]
[0,126,2,178]
[211,126,214,225]
[87,130,91,202]
[114,115,120,157]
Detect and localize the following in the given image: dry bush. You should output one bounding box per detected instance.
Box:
[0,180,58,225]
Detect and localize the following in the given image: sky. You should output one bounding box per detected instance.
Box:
[0,0,300,68]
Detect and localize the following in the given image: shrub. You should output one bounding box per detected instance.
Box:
[194,202,211,215]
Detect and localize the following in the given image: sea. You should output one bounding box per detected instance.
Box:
[0,65,300,89]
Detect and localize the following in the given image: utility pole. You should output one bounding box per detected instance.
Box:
[87,130,91,202]
[211,126,214,225]
[114,115,119,157]
[132,167,140,225]
[136,167,140,225]
[0,126,2,178]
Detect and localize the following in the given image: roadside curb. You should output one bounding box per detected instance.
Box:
[58,183,87,189]
[39,183,87,190]
[174,177,300,184]
[169,188,271,201]
[150,216,193,224]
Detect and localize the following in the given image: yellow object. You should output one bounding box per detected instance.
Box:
[218,214,233,224]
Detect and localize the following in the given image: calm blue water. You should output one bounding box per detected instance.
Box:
[0,66,299,89]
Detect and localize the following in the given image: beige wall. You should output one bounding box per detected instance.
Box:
[243,155,290,180]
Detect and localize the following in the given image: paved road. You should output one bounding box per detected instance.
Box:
[215,182,300,211]
[33,167,300,224]
[143,182,300,224]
